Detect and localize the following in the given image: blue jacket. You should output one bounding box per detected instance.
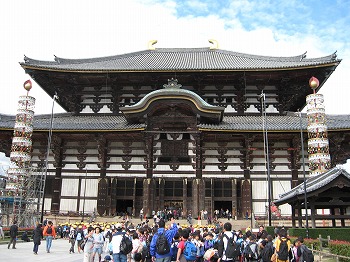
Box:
[150,223,178,258]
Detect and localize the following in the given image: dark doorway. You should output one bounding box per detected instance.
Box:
[116,200,133,216]
[214,201,232,217]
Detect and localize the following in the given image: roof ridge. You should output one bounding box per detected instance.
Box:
[21,48,340,65]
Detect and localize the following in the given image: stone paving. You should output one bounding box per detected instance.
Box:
[1,238,109,262]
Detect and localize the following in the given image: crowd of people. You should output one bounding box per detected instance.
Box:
[5,217,313,262]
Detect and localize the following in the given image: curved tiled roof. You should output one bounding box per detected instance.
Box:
[0,113,145,131]
[1,113,350,132]
[121,84,225,123]
[274,167,350,205]
[21,48,340,72]
[199,113,350,131]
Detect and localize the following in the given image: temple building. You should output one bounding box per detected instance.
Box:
[1,43,350,219]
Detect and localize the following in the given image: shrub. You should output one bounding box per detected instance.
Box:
[329,240,350,259]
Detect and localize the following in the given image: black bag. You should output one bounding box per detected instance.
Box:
[261,242,274,262]
[156,232,170,255]
[224,234,240,259]
[120,235,133,255]
[46,226,53,235]
[277,239,289,261]
[244,243,258,261]
[302,246,314,262]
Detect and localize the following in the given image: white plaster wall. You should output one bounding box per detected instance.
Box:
[60,199,77,212]
[253,202,267,216]
[61,178,79,196]
[80,179,98,197]
[44,198,51,211]
[79,199,97,212]
[252,180,268,200]
[128,165,146,171]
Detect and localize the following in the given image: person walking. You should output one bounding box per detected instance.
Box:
[33,223,43,255]
[92,226,105,262]
[0,222,5,239]
[43,220,56,253]
[68,225,77,254]
[8,220,18,249]
[83,226,95,262]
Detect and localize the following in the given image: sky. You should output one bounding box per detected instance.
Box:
[0,0,350,169]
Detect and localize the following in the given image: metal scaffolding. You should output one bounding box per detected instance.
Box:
[0,80,44,227]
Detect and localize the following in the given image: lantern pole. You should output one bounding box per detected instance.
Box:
[40,92,58,223]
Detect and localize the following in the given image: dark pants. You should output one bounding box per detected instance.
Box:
[8,237,16,249]
[69,238,75,253]
[33,243,40,253]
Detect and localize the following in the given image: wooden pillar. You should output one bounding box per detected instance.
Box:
[51,135,63,214]
[183,178,188,218]
[330,207,336,227]
[194,133,202,179]
[145,134,154,179]
[232,179,237,218]
[310,200,316,228]
[291,206,296,228]
[143,178,155,218]
[297,207,302,228]
[192,179,205,219]
[159,178,165,210]
[340,207,345,227]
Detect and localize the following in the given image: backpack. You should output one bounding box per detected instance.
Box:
[69,229,76,239]
[120,234,133,255]
[156,232,170,255]
[142,241,151,260]
[76,232,82,241]
[277,239,289,261]
[260,242,274,262]
[302,246,314,262]
[47,226,53,235]
[197,245,205,257]
[224,234,240,259]
[171,240,180,261]
[243,243,258,261]
[184,240,197,261]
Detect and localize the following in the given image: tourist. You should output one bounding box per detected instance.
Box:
[76,225,85,253]
[131,231,143,262]
[83,226,95,262]
[20,231,30,242]
[274,229,291,262]
[8,220,18,249]
[0,222,4,239]
[111,223,127,262]
[140,208,144,221]
[43,220,56,253]
[92,226,105,262]
[150,217,178,262]
[68,225,77,253]
[32,223,43,255]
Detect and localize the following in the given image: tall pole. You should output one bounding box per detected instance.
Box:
[82,166,87,222]
[298,111,309,238]
[260,92,272,226]
[40,93,57,223]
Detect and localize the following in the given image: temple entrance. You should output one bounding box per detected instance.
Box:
[214,201,232,218]
[116,199,133,216]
